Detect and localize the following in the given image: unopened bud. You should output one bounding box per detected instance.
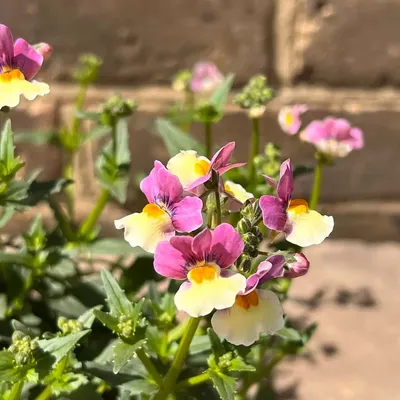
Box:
[34,42,52,61]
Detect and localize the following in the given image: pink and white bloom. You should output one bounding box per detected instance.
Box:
[154,224,247,317]
[260,159,334,247]
[211,255,286,346]
[0,24,49,109]
[167,142,245,193]
[301,117,364,158]
[114,161,203,253]
[190,62,223,93]
[278,104,308,135]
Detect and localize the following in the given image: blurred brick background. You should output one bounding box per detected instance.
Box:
[3,0,400,241]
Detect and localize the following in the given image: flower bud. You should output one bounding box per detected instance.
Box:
[101,95,138,126]
[34,42,52,61]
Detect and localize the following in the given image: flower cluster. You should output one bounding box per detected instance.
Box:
[116,142,333,346]
[278,104,364,158]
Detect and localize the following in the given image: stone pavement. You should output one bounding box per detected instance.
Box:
[277,240,400,400]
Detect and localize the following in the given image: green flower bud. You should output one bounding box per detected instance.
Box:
[15,352,30,366]
[218,352,233,370]
[57,317,83,335]
[237,218,252,234]
[73,53,103,85]
[101,95,138,126]
[117,316,135,338]
[172,69,192,92]
[193,101,222,124]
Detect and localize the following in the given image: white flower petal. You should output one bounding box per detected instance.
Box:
[211,289,284,346]
[224,181,254,203]
[114,204,174,253]
[0,79,50,109]
[167,150,210,188]
[174,267,246,317]
[286,208,334,247]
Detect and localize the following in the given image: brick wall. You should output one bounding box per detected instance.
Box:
[3,0,400,240]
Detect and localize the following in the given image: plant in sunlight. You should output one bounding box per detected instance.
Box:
[0,22,363,400]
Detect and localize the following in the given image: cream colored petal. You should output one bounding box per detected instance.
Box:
[0,80,50,109]
[286,209,334,247]
[167,150,210,188]
[174,271,246,318]
[224,181,254,203]
[211,289,284,346]
[114,210,174,253]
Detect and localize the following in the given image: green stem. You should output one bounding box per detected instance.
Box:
[79,189,110,237]
[214,189,222,226]
[154,317,201,400]
[35,384,52,400]
[176,372,210,390]
[309,157,323,210]
[204,122,212,159]
[63,150,75,217]
[9,380,24,400]
[72,84,88,135]
[247,118,260,183]
[111,122,117,158]
[136,348,164,387]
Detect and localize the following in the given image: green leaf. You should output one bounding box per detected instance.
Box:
[0,207,14,228]
[14,131,58,145]
[208,370,236,400]
[83,125,111,143]
[153,118,204,157]
[83,361,141,385]
[1,181,29,203]
[189,335,211,355]
[0,120,14,168]
[0,351,17,382]
[11,320,33,336]
[0,252,33,267]
[207,328,225,360]
[78,306,103,329]
[228,357,256,372]
[120,379,158,396]
[37,330,90,366]
[92,309,119,331]
[277,327,302,342]
[209,74,235,112]
[75,110,101,121]
[115,118,131,166]
[100,269,134,317]
[85,239,150,257]
[145,326,163,355]
[20,179,73,206]
[113,339,146,374]
[301,322,318,345]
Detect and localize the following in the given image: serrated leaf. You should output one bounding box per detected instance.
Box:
[228,357,256,372]
[207,328,225,360]
[100,269,134,317]
[78,305,103,329]
[189,335,211,355]
[120,379,158,395]
[92,309,119,331]
[208,370,235,400]
[277,327,302,342]
[209,74,234,112]
[37,330,90,366]
[153,118,204,157]
[145,326,163,355]
[113,339,146,374]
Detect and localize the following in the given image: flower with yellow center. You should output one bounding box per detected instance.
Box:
[224,181,254,204]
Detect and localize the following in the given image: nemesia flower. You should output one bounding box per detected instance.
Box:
[224,181,254,204]
[211,255,286,346]
[260,159,334,247]
[300,117,364,158]
[154,224,247,317]
[114,161,203,253]
[278,104,308,135]
[190,61,223,93]
[0,24,50,109]
[34,42,52,61]
[284,253,310,278]
[167,142,245,192]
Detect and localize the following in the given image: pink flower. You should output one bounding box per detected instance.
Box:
[115,161,203,253]
[301,117,364,157]
[34,42,52,61]
[190,61,223,93]
[259,159,334,247]
[154,224,246,317]
[0,24,49,108]
[278,104,308,135]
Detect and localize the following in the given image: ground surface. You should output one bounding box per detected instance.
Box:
[277,240,400,400]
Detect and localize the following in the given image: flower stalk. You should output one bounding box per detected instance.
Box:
[204,121,212,159]
[309,155,324,209]
[248,117,260,182]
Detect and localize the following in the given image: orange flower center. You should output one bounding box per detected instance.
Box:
[235,291,259,310]
[288,198,309,214]
[143,203,166,218]
[0,68,24,83]
[194,159,210,176]
[188,264,217,284]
